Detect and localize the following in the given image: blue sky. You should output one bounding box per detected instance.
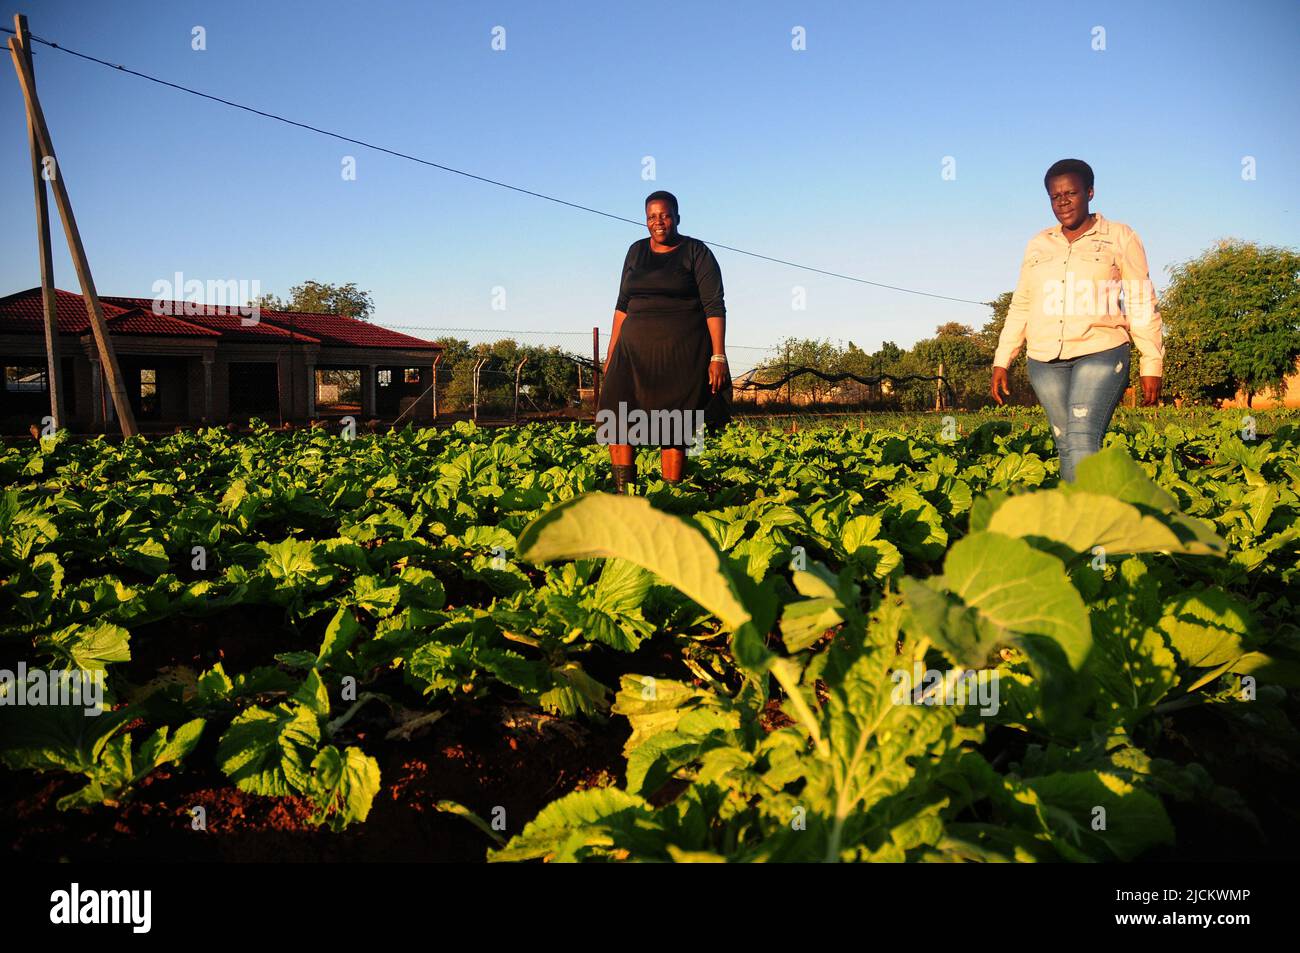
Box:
[2,0,1296,366]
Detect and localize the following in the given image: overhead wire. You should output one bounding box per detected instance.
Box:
[3,26,992,308]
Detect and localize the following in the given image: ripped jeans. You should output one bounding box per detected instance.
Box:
[1027,342,1130,483]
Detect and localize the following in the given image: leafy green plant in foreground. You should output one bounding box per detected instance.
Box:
[0,702,205,811]
[484,447,1282,861]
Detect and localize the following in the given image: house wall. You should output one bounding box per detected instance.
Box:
[185,359,206,421]
[0,336,89,430]
[377,363,435,420]
[113,356,190,421]
[309,349,439,420]
[279,347,316,419]
[70,354,93,423]
[0,333,441,431]
[1218,373,1300,409]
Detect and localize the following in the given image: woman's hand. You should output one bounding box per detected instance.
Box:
[990,366,1010,405]
[1140,376,1161,406]
[708,359,727,394]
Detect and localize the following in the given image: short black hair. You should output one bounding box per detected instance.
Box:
[645,190,679,216]
[1044,159,1094,192]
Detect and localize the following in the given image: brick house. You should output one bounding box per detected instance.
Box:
[0,288,442,432]
[1217,373,1300,409]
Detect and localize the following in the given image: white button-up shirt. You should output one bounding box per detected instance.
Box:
[994,213,1164,377]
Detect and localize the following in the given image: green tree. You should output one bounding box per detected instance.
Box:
[444,342,503,412]
[980,291,1033,406]
[977,293,1013,352]
[875,341,905,365]
[884,348,937,411]
[433,337,578,414]
[1160,240,1300,406]
[866,341,911,409]
[934,321,975,339]
[432,337,472,411]
[518,345,579,408]
[836,342,877,404]
[1160,328,1237,405]
[255,281,376,322]
[913,323,987,409]
[769,337,843,404]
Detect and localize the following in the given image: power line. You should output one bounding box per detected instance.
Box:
[377,325,591,336]
[4,27,991,308]
[373,323,777,351]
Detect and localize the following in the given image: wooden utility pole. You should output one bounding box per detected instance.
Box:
[591,327,601,420]
[14,15,64,430]
[9,19,137,436]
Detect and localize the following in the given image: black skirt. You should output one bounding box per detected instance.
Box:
[598,307,731,447]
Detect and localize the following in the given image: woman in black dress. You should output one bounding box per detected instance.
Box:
[598,191,730,492]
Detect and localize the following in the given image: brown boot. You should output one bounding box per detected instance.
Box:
[661,448,685,484]
[611,463,637,494]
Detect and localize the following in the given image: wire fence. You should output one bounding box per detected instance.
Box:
[350,325,968,422]
[377,325,780,375]
[732,366,957,410]
[361,325,785,422]
[396,326,598,421]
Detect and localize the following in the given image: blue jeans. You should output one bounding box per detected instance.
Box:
[1027,342,1130,482]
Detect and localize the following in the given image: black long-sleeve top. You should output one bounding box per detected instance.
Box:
[614,236,726,319]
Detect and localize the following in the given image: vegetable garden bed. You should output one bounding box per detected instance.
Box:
[2,410,1298,861]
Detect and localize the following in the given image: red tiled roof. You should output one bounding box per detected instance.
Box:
[1,289,441,350]
[0,288,218,338]
[255,310,439,350]
[104,308,221,338]
[0,287,133,334]
[101,296,321,342]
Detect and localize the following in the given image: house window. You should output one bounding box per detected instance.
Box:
[404,367,421,384]
[378,369,393,387]
[139,368,159,418]
[315,368,361,413]
[5,366,47,392]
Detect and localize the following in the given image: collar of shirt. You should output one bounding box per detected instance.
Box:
[1045,211,1110,245]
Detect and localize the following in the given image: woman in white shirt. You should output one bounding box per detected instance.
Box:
[991,159,1164,482]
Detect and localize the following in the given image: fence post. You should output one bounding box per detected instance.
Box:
[431,352,442,421]
[592,327,601,420]
[785,347,792,407]
[514,357,528,422]
[472,357,485,422]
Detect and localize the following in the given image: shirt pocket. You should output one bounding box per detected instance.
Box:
[1022,252,1059,315]
[1076,245,1121,280]
[1066,249,1120,320]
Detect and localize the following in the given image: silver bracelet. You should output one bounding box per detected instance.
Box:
[710,354,728,364]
